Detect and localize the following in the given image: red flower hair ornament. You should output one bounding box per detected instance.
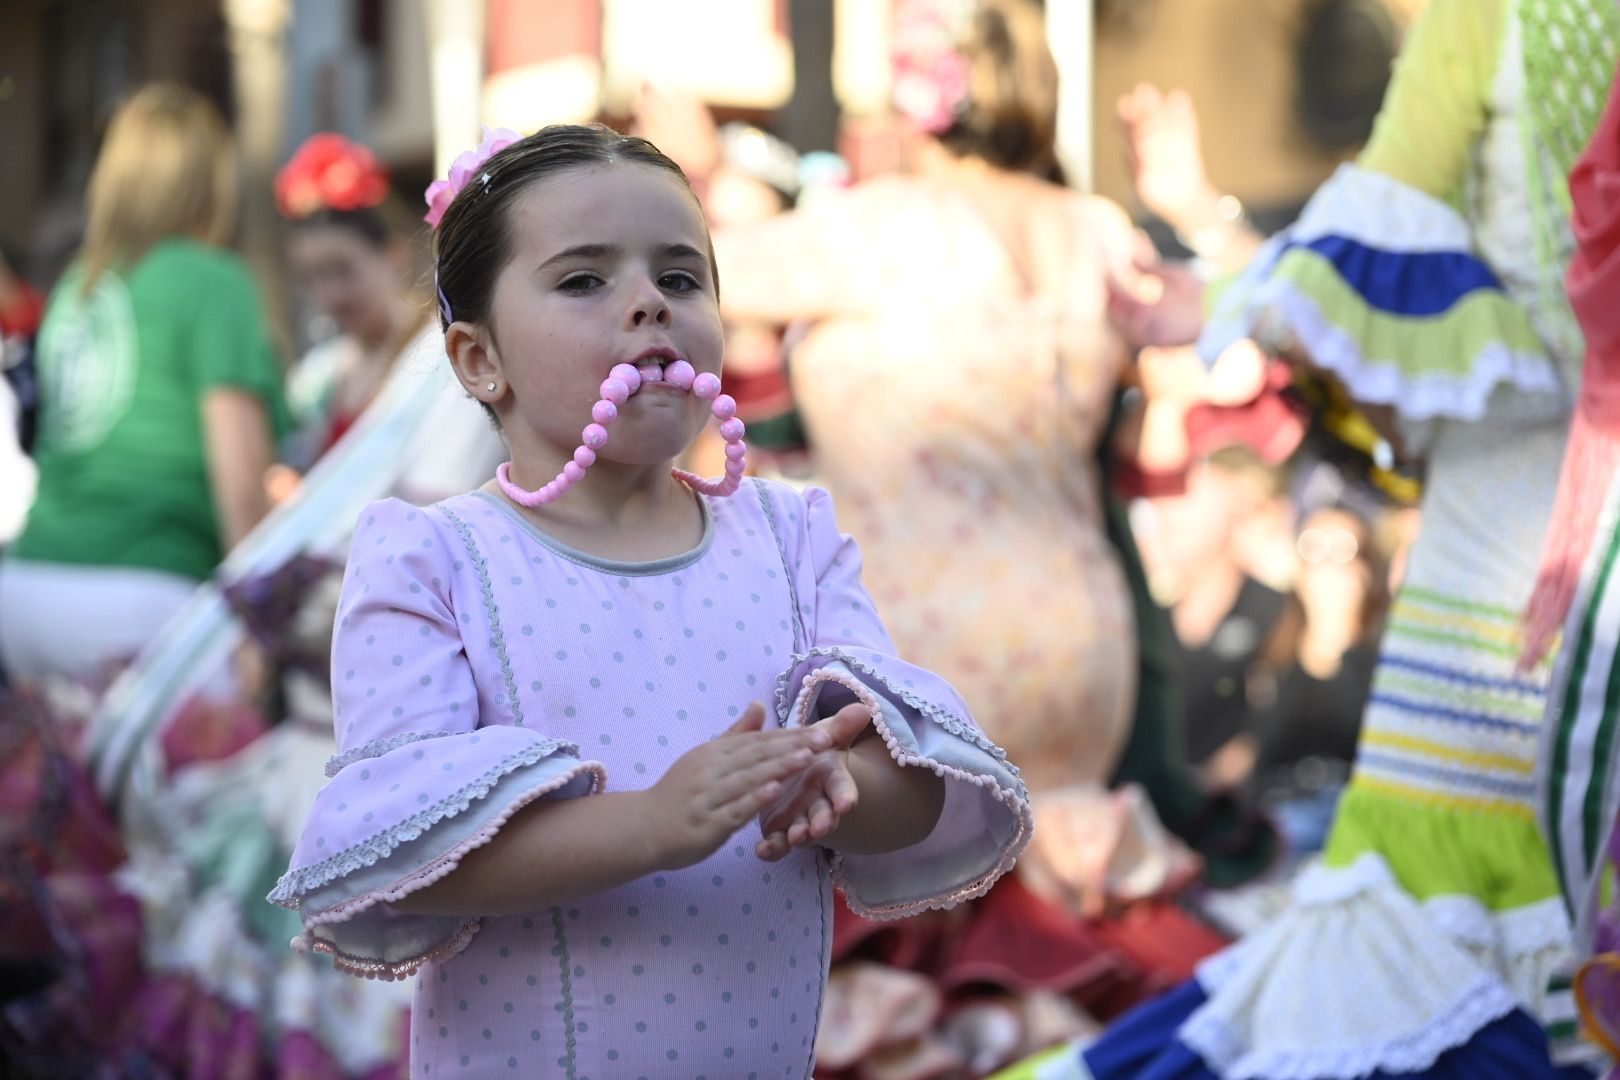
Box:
[275,133,390,219]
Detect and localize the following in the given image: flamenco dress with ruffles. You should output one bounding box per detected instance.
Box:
[999,1,1618,1077]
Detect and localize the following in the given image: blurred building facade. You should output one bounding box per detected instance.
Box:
[0,0,1421,311]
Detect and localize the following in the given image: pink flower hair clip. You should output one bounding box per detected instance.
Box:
[422,124,523,228]
[890,0,975,135]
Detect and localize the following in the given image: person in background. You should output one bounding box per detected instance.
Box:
[678,121,815,480]
[275,133,428,475]
[0,82,285,688]
[0,245,44,549]
[1140,446,1291,789]
[1243,505,1385,856]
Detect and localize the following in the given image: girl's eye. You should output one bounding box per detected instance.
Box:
[660,271,701,294]
[559,273,602,293]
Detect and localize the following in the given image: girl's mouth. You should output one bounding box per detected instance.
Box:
[628,347,682,385]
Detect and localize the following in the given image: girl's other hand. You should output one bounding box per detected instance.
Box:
[756,702,874,861]
[647,702,831,871]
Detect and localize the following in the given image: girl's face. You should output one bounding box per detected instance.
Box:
[486,163,724,469]
[287,225,401,340]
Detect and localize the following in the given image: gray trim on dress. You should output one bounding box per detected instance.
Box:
[550,906,581,1080]
[470,489,716,577]
[439,504,527,727]
[752,478,808,657]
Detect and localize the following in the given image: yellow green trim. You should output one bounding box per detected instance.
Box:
[1348,774,1538,821]
[1390,603,1521,645]
[1361,729,1535,775]
[1376,671,1544,723]
[1399,586,1522,624]
[1385,622,1521,661]
[1326,782,1560,910]
[1269,247,1548,377]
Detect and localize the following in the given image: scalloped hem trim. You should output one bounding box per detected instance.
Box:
[1289,852,1573,959]
[791,667,1032,922]
[1185,853,1576,1077]
[1290,164,1473,252]
[323,729,463,778]
[299,758,606,930]
[292,915,481,982]
[1182,971,1520,1079]
[774,646,1022,775]
[270,740,594,907]
[1264,285,1563,422]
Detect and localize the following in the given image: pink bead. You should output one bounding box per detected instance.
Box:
[637,363,663,383]
[592,400,618,425]
[711,394,737,420]
[718,418,745,442]
[563,461,587,483]
[692,372,722,401]
[724,455,747,474]
[665,360,696,389]
[609,363,642,391]
[724,441,747,461]
[582,423,609,449]
[599,378,630,405]
[573,446,596,468]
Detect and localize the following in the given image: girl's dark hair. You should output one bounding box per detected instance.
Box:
[937,0,1060,175]
[289,205,394,249]
[433,124,715,333]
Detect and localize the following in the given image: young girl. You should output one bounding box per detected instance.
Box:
[269,124,1030,1078]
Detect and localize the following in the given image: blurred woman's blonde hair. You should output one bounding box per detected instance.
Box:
[80,82,237,294]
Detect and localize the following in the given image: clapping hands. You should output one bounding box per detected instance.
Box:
[755,702,876,862]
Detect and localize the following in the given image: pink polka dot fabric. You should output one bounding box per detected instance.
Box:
[270,479,1029,1077]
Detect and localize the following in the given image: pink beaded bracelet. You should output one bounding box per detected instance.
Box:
[495,359,748,506]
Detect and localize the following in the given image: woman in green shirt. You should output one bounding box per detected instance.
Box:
[0,83,284,686]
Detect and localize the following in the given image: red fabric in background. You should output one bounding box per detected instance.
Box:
[1524,59,1620,663]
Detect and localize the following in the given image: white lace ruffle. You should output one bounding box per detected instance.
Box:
[1183,853,1574,1078]
[322,729,461,777]
[269,738,564,906]
[1182,971,1519,1080]
[788,666,1030,920]
[1290,164,1474,252]
[773,645,1019,775]
[1259,285,1563,423]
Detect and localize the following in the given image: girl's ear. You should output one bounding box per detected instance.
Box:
[446,321,509,406]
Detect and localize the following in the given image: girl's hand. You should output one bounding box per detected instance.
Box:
[647,703,831,871]
[755,703,874,862]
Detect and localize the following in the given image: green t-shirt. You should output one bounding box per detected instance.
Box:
[12,239,287,581]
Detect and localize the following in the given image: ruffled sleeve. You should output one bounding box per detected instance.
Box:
[1197,0,1563,452]
[266,498,604,979]
[766,484,1031,919]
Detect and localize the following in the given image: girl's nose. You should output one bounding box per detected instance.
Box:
[628,278,672,328]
